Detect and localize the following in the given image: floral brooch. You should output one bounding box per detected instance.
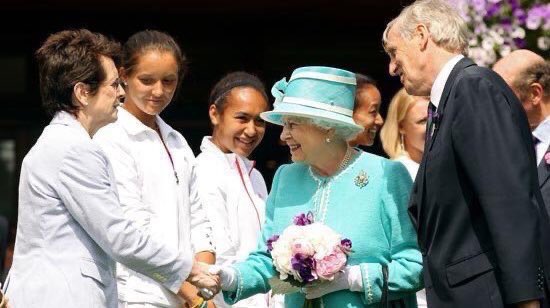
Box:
[354,170,369,188]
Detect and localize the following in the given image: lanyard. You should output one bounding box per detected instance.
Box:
[160,136,179,185]
[234,157,261,228]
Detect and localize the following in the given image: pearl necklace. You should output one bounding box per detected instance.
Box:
[310,147,355,223]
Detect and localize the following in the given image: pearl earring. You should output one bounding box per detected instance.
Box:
[325,137,331,143]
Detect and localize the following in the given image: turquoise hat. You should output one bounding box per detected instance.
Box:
[260,66,363,134]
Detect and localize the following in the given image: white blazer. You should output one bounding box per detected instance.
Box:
[94,108,214,306]
[4,112,191,308]
[196,137,270,308]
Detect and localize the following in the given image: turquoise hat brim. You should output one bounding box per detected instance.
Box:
[260,102,364,135]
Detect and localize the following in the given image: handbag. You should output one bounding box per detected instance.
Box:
[381,265,407,308]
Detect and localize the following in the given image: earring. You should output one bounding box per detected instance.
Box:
[400,134,405,150]
[325,137,331,143]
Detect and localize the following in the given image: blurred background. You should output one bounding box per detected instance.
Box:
[0,0,412,227]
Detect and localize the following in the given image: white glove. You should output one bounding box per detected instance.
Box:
[208,265,238,292]
[303,265,363,299]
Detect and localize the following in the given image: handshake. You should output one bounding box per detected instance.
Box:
[180,261,237,302]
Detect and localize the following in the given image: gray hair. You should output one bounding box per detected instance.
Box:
[383,0,469,55]
[285,116,360,142]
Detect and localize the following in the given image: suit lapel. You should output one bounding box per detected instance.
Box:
[427,58,477,151]
[411,58,477,231]
[538,144,550,188]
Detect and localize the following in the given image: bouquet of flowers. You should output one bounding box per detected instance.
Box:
[448,0,549,67]
[266,212,353,298]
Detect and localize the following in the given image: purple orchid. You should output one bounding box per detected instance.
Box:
[340,238,353,254]
[293,212,314,226]
[291,253,317,283]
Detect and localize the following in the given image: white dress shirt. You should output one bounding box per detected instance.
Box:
[532,116,550,166]
[94,108,214,307]
[5,111,190,308]
[395,154,420,180]
[431,54,465,110]
[196,137,271,308]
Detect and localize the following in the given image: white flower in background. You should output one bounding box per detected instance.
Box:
[454,0,549,67]
[489,29,505,44]
[482,37,496,50]
[511,26,526,38]
[500,44,513,56]
[538,37,550,50]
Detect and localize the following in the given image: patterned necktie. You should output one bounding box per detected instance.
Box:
[425,102,437,143]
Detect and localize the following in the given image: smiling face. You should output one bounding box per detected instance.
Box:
[121,50,179,118]
[385,24,431,96]
[350,84,384,147]
[279,117,330,164]
[210,87,268,157]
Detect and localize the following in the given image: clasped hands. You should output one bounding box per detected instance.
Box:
[182,261,221,302]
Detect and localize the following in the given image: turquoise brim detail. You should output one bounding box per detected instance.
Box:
[260,102,363,135]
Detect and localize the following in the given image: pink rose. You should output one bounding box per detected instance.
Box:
[315,247,347,280]
[545,152,550,165]
[291,239,315,256]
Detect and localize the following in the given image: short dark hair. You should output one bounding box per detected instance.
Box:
[355,73,377,88]
[209,71,268,112]
[513,60,550,102]
[36,29,121,116]
[121,30,187,94]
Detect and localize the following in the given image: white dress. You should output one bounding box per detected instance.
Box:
[94,108,214,307]
[196,137,275,308]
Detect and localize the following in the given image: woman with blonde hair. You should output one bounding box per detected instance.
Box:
[380,88,429,179]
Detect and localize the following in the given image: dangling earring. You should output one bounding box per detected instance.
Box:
[325,137,331,143]
[400,133,405,151]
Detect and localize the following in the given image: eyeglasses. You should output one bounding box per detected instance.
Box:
[108,78,123,92]
[85,78,123,92]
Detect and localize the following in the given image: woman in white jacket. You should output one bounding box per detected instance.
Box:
[5,29,217,308]
[94,30,215,308]
[196,72,274,308]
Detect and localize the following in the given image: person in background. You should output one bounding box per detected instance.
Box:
[94,30,216,308]
[380,88,429,308]
[212,66,422,307]
[196,72,273,308]
[380,88,429,179]
[348,74,384,148]
[493,50,550,215]
[383,0,550,306]
[4,29,218,308]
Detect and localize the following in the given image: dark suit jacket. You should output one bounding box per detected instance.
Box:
[409,57,550,307]
[538,144,550,217]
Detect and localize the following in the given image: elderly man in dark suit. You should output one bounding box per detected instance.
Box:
[494,50,550,215]
[383,0,550,307]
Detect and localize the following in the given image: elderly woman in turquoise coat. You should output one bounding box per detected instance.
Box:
[210,66,422,307]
